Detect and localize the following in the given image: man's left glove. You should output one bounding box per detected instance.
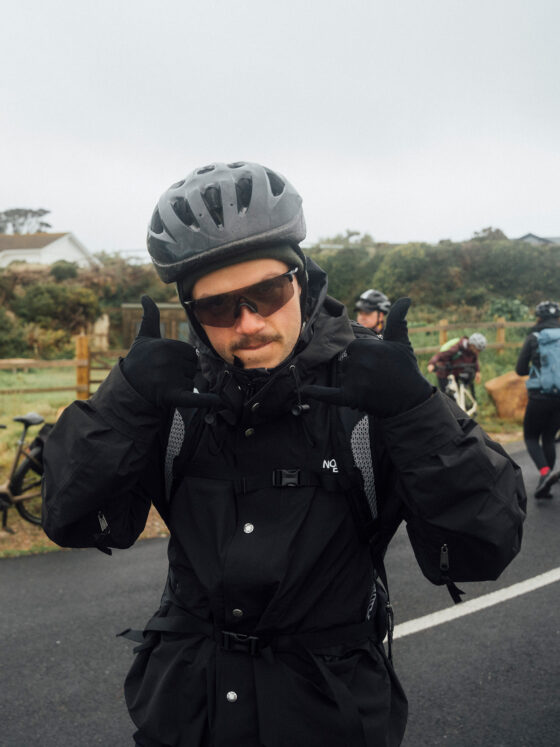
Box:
[301,297,432,418]
[121,295,221,410]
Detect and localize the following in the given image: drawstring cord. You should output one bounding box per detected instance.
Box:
[289,364,310,416]
[289,364,315,448]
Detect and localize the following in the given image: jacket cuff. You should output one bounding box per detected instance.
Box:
[89,362,165,443]
[377,390,465,468]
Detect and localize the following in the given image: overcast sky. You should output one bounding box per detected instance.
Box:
[2,0,559,258]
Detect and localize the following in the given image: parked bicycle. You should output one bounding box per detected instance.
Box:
[0,413,53,531]
[443,363,478,417]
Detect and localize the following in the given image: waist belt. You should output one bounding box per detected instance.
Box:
[119,609,381,747]
[119,608,378,656]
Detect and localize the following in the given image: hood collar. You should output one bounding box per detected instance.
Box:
[192,258,355,419]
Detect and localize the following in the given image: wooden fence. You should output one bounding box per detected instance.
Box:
[0,318,533,401]
[0,335,126,401]
[411,317,531,354]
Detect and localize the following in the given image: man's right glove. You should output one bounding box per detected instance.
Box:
[301,297,432,418]
[121,295,221,410]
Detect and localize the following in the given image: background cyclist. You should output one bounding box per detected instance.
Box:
[516,300,560,499]
[354,289,391,334]
[427,333,487,395]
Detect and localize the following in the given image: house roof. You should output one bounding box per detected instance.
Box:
[519,233,560,245]
[0,232,69,252]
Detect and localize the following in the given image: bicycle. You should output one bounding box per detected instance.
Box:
[0,413,53,531]
[442,363,478,417]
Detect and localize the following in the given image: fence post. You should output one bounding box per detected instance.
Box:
[438,319,448,347]
[496,316,506,353]
[76,334,90,400]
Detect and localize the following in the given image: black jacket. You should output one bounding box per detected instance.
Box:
[42,261,526,747]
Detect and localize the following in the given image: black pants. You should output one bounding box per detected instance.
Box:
[523,395,560,470]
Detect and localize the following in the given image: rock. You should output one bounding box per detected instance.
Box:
[484,371,528,421]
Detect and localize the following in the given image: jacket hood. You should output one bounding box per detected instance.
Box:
[531,318,560,333]
[191,257,355,421]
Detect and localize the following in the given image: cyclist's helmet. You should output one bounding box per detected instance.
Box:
[468,333,487,351]
[147,161,306,285]
[535,301,560,320]
[354,289,391,314]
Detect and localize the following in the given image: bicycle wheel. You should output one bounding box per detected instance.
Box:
[10,446,43,525]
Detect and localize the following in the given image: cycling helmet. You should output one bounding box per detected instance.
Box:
[468,333,487,351]
[147,162,306,284]
[535,301,560,320]
[354,289,391,314]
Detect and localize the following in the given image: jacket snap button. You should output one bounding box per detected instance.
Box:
[226,691,237,702]
[243,523,254,534]
[251,402,260,412]
[244,428,255,437]
[232,608,243,618]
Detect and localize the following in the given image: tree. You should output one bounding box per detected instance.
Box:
[0,308,31,357]
[0,208,51,234]
[13,284,101,334]
[311,230,375,250]
[471,227,508,242]
[50,260,79,281]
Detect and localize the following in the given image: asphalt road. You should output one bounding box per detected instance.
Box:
[1,443,558,746]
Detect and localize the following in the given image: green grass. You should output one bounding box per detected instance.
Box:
[0,544,66,559]
[0,367,83,472]
[412,325,526,432]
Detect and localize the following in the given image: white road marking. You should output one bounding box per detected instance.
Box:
[393,567,560,639]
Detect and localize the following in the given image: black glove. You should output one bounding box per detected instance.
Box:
[301,297,432,418]
[121,295,221,410]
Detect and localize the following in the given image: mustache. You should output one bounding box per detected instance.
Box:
[230,334,282,352]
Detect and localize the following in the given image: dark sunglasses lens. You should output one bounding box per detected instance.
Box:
[193,274,295,327]
[193,294,237,327]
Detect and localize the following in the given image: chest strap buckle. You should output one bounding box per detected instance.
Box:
[272,468,300,487]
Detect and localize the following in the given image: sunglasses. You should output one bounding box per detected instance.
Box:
[184,267,299,328]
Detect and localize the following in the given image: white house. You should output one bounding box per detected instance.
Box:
[518,233,560,246]
[0,232,95,268]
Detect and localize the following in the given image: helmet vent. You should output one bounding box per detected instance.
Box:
[228,162,245,169]
[202,186,224,227]
[197,165,215,175]
[151,207,164,234]
[235,177,252,213]
[170,179,185,189]
[266,169,285,196]
[171,197,200,230]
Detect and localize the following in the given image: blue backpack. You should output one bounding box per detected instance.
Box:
[526,328,560,394]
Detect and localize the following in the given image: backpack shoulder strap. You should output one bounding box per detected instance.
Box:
[164,407,200,501]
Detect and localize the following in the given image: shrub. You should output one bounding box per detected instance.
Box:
[0,308,31,358]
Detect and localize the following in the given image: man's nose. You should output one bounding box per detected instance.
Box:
[234,302,266,334]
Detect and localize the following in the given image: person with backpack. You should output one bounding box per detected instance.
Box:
[354,289,391,334]
[427,333,487,396]
[516,300,560,499]
[42,162,526,747]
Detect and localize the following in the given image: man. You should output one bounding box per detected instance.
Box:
[354,289,391,334]
[42,162,525,747]
[516,300,560,499]
[427,332,487,395]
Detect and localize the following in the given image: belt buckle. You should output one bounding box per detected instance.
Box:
[221,631,260,656]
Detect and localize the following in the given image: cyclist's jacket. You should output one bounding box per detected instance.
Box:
[428,336,479,380]
[42,261,526,747]
[516,318,560,399]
